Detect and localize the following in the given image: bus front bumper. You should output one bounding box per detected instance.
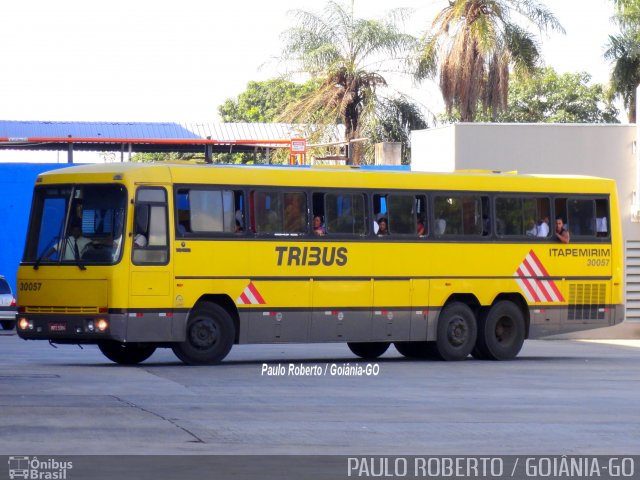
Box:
[15,310,189,343]
[16,313,128,343]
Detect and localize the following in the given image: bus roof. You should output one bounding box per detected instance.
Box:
[36,162,616,194]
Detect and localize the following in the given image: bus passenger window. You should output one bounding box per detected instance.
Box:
[176,188,243,236]
[374,194,426,236]
[434,195,487,236]
[324,192,366,235]
[595,199,609,237]
[568,198,599,237]
[495,197,549,237]
[253,191,307,235]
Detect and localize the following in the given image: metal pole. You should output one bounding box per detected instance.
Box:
[205,136,213,163]
[67,135,73,164]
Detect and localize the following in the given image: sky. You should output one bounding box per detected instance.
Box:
[0,0,622,152]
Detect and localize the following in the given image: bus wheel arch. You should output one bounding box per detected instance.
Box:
[192,294,240,343]
[172,299,236,365]
[474,297,527,361]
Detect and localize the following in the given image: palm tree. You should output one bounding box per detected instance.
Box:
[605,30,640,123]
[278,1,422,164]
[612,0,640,28]
[415,0,564,122]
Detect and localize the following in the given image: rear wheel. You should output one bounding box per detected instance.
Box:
[347,342,389,359]
[475,301,525,360]
[1,320,15,330]
[172,302,235,365]
[435,302,477,361]
[98,341,156,365]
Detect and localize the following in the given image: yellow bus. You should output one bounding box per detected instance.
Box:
[16,163,624,365]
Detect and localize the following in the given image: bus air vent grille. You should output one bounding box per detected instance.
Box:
[568,283,606,321]
[25,306,99,314]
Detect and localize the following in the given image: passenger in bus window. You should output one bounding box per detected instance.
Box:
[313,215,326,236]
[234,219,244,233]
[537,216,550,237]
[377,217,389,235]
[284,194,305,233]
[555,216,570,244]
[526,219,538,236]
[416,217,426,236]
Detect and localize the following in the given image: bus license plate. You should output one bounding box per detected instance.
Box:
[49,323,66,332]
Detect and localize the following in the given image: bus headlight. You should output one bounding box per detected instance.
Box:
[18,318,32,331]
[96,319,109,332]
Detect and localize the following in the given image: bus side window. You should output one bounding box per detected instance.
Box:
[434,195,487,236]
[253,191,307,236]
[595,198,609,237]
[176,188,243,236]
[133,188,168,265]
[176,189,190,236]
[324,192,367,235]
[386,194,424,235]
[568,198,597,237]
[312,192,326,236]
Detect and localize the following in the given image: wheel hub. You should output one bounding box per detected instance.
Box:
[448,317,468,347]
[495,316,514,344]
[190,319,218,349]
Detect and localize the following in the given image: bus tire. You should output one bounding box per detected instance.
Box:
[475,301,525,360]
[347,342,389,359]
[394,341,422,358]
[172,302,235,365]
[98,341,156,365]
[394,341,439,359]
[435,302,477,361]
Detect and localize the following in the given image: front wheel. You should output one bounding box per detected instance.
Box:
[172,302,235,365]
[98,341,156,365]
[435,302,477,361]
[347,342,390,359]
[475,301,525,360]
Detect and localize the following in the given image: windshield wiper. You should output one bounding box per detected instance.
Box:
[33,236,87,271]
[33,237,59,270]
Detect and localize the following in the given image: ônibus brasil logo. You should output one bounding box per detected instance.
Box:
[8,456,73,480]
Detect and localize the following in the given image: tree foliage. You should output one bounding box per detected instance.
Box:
[218,79,318,123]
[416,0,564,122]
[612,0,640,29]
[131,152,198,163]
[439,68,619,124]
[278,1,423,163]
[606,0,640,122]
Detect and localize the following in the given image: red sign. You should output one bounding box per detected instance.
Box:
[290,138,306,154]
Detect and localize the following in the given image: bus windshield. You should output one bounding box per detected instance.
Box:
[24,184,127,266]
